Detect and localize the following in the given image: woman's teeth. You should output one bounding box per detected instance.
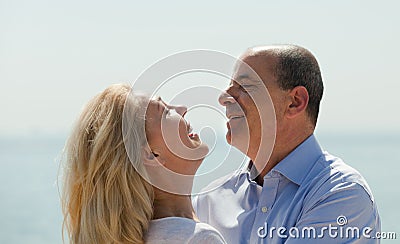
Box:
[187,122,195,138]
[188,133,199,140]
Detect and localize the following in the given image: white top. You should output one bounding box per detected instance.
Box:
[144,217,226,244]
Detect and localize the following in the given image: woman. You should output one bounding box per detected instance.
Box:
[61,84,225,243]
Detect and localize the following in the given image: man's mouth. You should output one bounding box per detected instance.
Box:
[226,114,245,131]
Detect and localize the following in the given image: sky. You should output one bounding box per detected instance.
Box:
[0,0,399,137]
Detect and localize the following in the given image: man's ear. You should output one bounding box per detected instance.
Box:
[142,146,164,166]
[286,86,309,119]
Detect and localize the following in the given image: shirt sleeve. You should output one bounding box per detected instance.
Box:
[285,182,381,243]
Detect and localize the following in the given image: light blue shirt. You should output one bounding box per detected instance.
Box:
[193,135,381,243]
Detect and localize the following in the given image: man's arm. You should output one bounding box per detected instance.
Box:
[286,182,380,243]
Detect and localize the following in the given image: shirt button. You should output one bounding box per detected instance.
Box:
[261,206,268,213]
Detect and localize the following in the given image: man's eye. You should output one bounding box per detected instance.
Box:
[241,84,254,89]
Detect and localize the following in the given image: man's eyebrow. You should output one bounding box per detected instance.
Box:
[234,74,261,83]
[235,74,249,81]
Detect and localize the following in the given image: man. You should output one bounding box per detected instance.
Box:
[193,45,380,243]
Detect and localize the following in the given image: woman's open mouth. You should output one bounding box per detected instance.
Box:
[186,121,198,139]
[186,122,201,141]
[187,122,192,134]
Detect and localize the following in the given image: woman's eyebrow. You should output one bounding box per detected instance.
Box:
[157,96,171,108]
[153,96,170,115]
[157,102,161,113]
[152,96,162,113]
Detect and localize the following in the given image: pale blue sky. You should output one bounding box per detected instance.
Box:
[1,0,399,136]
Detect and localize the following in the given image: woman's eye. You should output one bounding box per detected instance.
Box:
[164,109,171,117]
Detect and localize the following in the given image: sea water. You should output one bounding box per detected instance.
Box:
[0,132,398,243]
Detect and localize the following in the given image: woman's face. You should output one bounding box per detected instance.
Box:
[145,96,209,175]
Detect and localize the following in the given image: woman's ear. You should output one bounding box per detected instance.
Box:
[142,146,164,166]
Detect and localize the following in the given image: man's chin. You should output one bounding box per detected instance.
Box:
[226,131,252,156]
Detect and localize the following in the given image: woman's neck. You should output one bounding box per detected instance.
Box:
[152,188,198,221]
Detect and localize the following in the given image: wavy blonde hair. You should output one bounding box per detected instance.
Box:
[61,84,153,243]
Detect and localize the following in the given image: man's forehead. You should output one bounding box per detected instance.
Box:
[232,70,262,83]
[232,58,263,81]
[232,54,278,85]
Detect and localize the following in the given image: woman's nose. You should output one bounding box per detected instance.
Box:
[173,105,187,116]
[218,90,236,106]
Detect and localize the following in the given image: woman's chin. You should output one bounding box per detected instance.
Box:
[193,140,209,159]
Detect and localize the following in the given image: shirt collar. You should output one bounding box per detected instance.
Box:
[273,134,323,185]
[245,134,323,185]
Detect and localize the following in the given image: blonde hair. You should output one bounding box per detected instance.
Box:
[61,84,153,243]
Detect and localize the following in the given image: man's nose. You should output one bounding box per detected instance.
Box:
[218,91,236,106]
[173,105,188,117]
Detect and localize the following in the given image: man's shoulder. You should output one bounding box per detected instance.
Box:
[304,151,375,204]
[293,153,381,239]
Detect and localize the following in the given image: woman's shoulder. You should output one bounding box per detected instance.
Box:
[145,217,226,243]
[189,221,226,243]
